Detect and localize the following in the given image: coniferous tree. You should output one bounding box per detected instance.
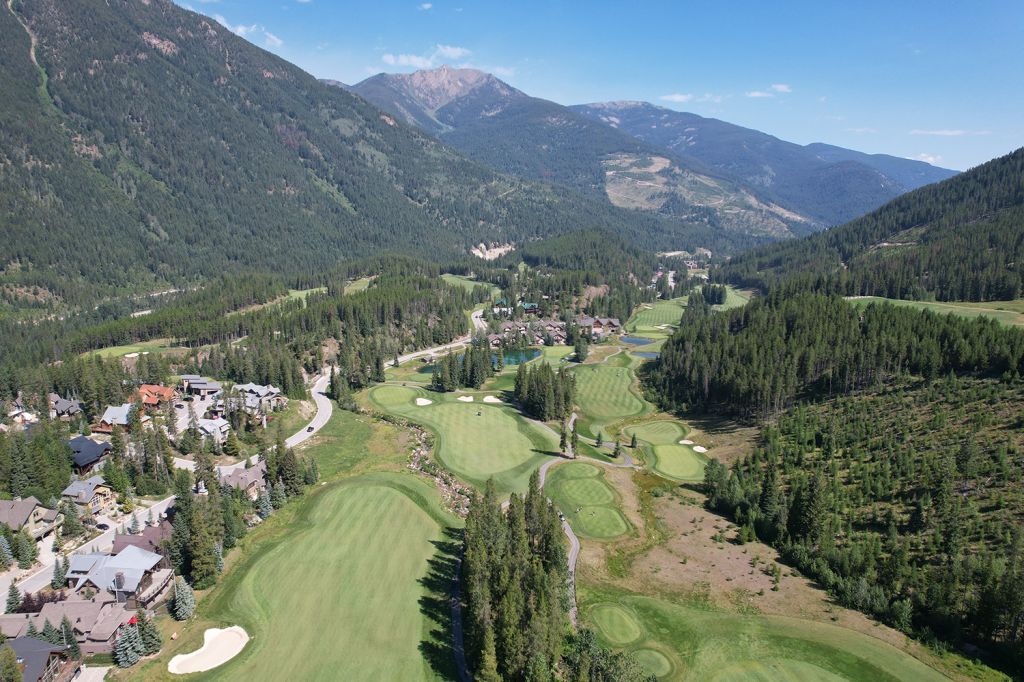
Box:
[172,577,196,621]
[5,584,20,614]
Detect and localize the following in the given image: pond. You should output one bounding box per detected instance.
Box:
[496,349,541,366]
[620,336,654,346]
[632,352,660,359]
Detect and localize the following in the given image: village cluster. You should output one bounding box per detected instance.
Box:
[0,375,291,679]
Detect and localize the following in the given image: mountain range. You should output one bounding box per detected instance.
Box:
[348,68,957,234]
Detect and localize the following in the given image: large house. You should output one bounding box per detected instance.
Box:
[230,383,288,415]
[66,545,173,609]
[135,384,176,411]
[61,476,116,516]
[577,316,622,339]
[112,518,174,566]
[0,593,137,655]
[179,375,222,399]
[67,436,111,475]
[496,319,568,346]
[219,461,267,501]
[94,404,149,434]
[198,417,230,445]
[2,395,38,428]
[0,498,61,540]
[48,393,83,421]
[8,635,68,682]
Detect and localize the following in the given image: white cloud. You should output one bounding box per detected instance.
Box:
[746,90,774,98]
[296,0,313,3]
[845,127,876,134]
[382,44,473,70]
[659,92,722,104]
[435,44,471,60]
[910,129,991,137]
[419,2,433,9]
[770,83,792,93]
[913,153,943,164]
[660,93,694,103]
[214,14,283,48]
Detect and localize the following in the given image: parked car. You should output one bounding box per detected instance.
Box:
[96,523,110,531]
[306,426,315,432]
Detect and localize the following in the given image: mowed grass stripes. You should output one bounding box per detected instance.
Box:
[546,462,629,539]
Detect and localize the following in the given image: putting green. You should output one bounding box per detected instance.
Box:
[573,364,646,435]
[546,462,630,539]
[196,474,456,681]
[368,386,556,494]
[626,421,708,482]
[581,590,950,682]
[629,298,687,335]
[590,604,643,646]
[633,648,673,678]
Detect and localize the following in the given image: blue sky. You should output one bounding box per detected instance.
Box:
[180,0,1023,170]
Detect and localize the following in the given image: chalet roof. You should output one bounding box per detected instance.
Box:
[137,384,176,405]
[198,417,229,436]
[48,393,83,416]
[219,460,267,491]
[0,497,45,530]
[8,636,65,681]
[231,383,282,398]
[67,436,111,469]
[61,476,108,504]
[68,545,163,595]
[112,518,173,556]
[99,404,132,426]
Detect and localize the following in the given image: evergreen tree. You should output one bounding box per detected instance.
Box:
[258,488,273,519]
[4,584,19,614]
[0,537,12,571]
[137,610,163,655]
[60,615,81,658]
[630,433,638,449]
[0,646,18,682]
[271,478,287,509]
[172,577,196,621]
[50,555,66,590]
[114,624,143,668]
[41,619,61,645]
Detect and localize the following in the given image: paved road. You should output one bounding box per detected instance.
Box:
[396,309,485,365]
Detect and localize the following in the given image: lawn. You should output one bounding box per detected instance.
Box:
[847,296,1024,327]
[624,421,708,482]
[546,462,630,539]
[579,588,950,682]
[286,286,326,302]
[441,273,499,297]
[572,364,647,438]
[628,298,688,337]
[368,385,558,494]
[158,474,458,682]
[86,338,190,358]
[344,276,373,294]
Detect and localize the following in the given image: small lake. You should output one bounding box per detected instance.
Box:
[632,351,660,359]
[621,336,654,346]
[496,349,541,366]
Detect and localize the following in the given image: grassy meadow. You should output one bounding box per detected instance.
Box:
[847,296,1024,326]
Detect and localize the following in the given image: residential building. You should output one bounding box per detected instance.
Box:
[0,593,136,655]
[134,384,176,411]
[7,636,67,682]
[230,383,288,415]
[197,417,230,444]
[3,395,38,428]
[577,316,622,339]
[67,436,111,475]
[219,461,267,501]
[48,393,83,421]
[61,476,116,516]
[0,498,61,540]
[94,404,149,434]
[179,375,222,399]
[66,545,173,609]
[112,518,174,566]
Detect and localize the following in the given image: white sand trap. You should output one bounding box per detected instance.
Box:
[693,445,708,453]
[457,396,474,402]
[679,439,694,445]
[415,398,433,406]
[482,396,502,404]
[168,626,249,675]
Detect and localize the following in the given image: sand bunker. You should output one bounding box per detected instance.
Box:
[457,396,474,402]
[482,396,502,404]
[679,439,694,445]
[415,398,433,406]
[168,626,249,675]
[693,445,708,453]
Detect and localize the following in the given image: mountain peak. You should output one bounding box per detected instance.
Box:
[370,65,521,111]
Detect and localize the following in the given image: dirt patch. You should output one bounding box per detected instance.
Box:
[471,243,515,260]
[682,415,758,467]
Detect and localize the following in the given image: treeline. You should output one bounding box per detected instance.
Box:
[514,363,576,422]
[718,148,1024,302]
[184,344,307,398]
[646,293,1024,418]
[703,376,1024,673]
[431,345,496,392]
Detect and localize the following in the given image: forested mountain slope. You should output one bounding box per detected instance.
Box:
[719,148,1024,301]
[349,67,814,240]
[573,101,957,226]
[0,0,704,304]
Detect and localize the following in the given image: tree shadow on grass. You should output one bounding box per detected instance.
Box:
[419,526,464,681]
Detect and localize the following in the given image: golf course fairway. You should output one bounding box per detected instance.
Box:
[369,385,558,494]
[546,462,630,539]
[625,421,708,482]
